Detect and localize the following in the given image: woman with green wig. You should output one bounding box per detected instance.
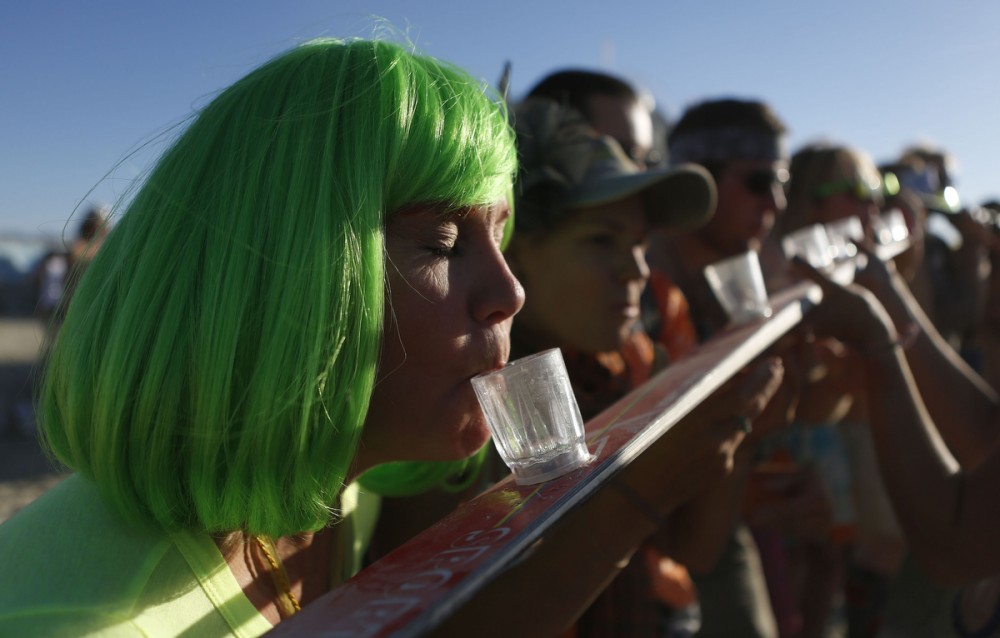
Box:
[0,38,523,634]
[0,38,784,636]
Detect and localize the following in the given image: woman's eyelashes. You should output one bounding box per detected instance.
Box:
[427,242,459,258]
[422,223,460,258]
[423,210,507,259]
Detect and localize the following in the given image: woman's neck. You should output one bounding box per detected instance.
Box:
[215,528,335,626]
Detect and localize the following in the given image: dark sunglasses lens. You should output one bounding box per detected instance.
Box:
[745,171,777,196]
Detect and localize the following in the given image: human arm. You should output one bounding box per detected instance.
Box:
[432,358,785,636]
[939,211,992,336]
[791,336,861,424]
[796,259,1000,582]
[655,356,792,572]
[674,335,841,553]
[855,253,1000,467]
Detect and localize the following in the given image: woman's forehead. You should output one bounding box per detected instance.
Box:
[395,200,509,219]
[388,202,512,239]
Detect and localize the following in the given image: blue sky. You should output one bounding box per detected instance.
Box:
[4,1,1000,237]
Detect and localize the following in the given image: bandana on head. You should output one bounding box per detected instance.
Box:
[669,127,786,165]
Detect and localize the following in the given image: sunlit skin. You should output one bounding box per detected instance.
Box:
[507,194,650,355]
[699,158,787,257]
[586,94,654,168]
[225,201,527,624]
[354,203,525,473]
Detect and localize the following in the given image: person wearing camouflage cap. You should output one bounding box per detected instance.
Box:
[506,97,725,636]
[506,97,714,362]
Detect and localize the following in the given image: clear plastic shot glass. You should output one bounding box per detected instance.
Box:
[703,250,773,325]
[782,224,835,270]
[823,217,866,284]
[471,348,594,485]
[873,208,910,245]
[824,216,865,261]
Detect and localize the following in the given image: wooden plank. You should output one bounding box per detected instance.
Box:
[268,280,823,638]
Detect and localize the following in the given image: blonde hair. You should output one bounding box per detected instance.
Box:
[782,142,880,234]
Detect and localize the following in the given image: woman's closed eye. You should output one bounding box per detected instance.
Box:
[427,242,460,258]
[423,224,461,258]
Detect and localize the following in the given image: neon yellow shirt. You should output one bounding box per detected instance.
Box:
[0,474,379,637]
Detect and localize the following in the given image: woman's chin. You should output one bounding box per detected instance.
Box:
[456,416,493,458]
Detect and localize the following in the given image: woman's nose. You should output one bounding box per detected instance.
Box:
[472,247,525,325]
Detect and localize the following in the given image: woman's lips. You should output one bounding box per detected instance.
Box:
[468,330,510,378]
[469,358,507,381]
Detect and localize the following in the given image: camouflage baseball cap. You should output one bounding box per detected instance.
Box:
[513,98,716,233]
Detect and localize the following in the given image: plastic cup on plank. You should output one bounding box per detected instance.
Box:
[471,348,594,485]
[823,217,866,284]
[874,208,909,245]
[824,216,864,261]
[703,250,773,325]
[782,224,835,270]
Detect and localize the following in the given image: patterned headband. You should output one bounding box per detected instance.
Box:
[669,127,786,165]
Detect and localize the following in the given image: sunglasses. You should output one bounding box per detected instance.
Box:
[743,168,790,197]
[814,177,883,203]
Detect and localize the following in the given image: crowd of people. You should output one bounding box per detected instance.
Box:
[1,36,999,637]
[7,205,110,438]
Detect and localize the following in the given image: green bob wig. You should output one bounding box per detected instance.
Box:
[40,39,517,537]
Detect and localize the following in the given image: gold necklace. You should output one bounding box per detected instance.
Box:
[253,536,302,617]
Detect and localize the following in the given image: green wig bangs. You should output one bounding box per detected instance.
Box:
[40,39,516,536]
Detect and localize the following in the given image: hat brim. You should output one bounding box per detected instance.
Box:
[564,163,716,230]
